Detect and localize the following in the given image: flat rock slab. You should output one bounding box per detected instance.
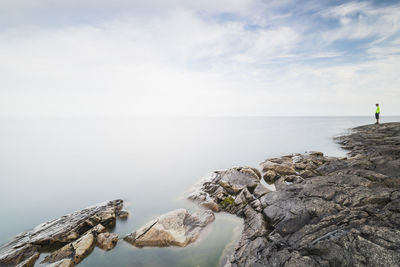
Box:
[0,199,124,266]
[124,209,215,248]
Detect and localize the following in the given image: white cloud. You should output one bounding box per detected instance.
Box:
[319,2,400,43]
[0,0,399,116]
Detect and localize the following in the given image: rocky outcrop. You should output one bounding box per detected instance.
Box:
[189,122,400,267]
[260,151,336,188]
[124,209,215,248]
[0,200,125,267]
[188,167,263,216]
[41,224,106,266]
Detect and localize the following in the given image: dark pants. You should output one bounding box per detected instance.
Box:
[375,113,380,119]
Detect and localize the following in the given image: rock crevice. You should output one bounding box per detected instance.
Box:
[189,123,400,267]
[0,200,125,267]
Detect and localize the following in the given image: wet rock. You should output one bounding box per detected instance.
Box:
[200,200,221,212]
[96,232,119,251]
[124,209,214,248]
[189,122,400,267]
[41,224,106,265]
[15,252,40,267]
[117,209,129,219]
[0,200,124,266]
[46,259,74,267]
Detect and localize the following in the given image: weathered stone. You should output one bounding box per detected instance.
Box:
[261,161,296,176]
[200,200,221,212]
[117,209,129,219]
[0,244,40,267]
[263,170,277,184]
[189,122,400,267]
[96,232,119,251]
[274,164,296,175]
[237,167,262,180]
[218,168,259,193]
[46,259,74,267]
[0,200,123,266]
[15,252,39,267]
[253,183,271,198]
[299,169,316,178]
[41,224,106,265]
[294,162,307,170]
[124,209,214,248]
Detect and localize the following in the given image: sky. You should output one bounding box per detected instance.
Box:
[0,0,399,116]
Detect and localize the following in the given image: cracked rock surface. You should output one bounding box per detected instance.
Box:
[189,123,400,267]
[0,200,124,267]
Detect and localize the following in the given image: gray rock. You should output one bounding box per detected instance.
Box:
[0,200,123,266]
[124,209,214,247]
[263,170,277,183]
[189,122,400,267]
[253,183,271,198]
[218,168,259,194]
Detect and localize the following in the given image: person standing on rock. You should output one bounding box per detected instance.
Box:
[375,103,380,124]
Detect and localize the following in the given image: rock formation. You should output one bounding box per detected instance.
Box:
[189,123,400,266]
[0,200,125,267]
[124,209,215,248]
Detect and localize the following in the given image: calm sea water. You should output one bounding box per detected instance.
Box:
[1,116,399,266]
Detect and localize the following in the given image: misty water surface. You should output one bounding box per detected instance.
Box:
[1,116,399,266]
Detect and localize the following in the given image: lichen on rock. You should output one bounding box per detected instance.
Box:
[189,122,400,267]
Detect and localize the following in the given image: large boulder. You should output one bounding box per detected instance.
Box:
[124,209,214,248]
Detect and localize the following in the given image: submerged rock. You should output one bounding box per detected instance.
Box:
[117,209,129,219]
[0,200,124,267]
[96,232,119,251]
[124,209,214,248]
[189,122,400,267]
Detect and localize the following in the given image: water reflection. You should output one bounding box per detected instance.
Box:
[1,116,399,266]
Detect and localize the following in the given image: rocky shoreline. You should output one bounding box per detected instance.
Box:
[188,122,400,266]
[0,203,214,266]
[1,122,399,266]
[0,200,127,267]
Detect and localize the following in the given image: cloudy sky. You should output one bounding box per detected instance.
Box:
[0,0,399,116]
